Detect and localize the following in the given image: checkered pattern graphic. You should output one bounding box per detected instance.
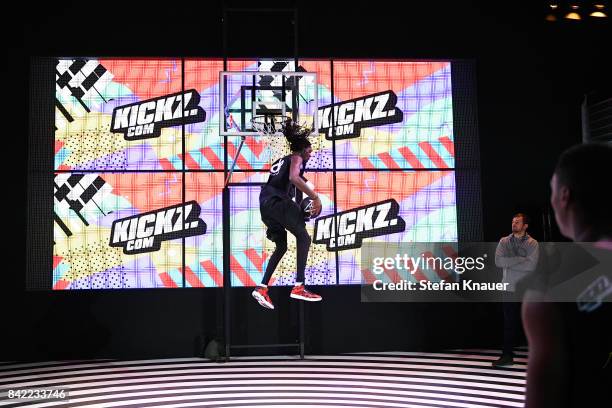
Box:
[51,58,458,289]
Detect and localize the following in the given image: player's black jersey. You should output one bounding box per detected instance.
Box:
[260,154,304,203]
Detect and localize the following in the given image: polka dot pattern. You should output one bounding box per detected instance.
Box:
[60,243,129,289]
[265,132,333,169]
[268,238,335,286]
[64,123,127,170]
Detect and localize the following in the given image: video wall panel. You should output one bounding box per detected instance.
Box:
[55,59,186,171]
[331,61,454,170]
[45,57,460,289]
[331,170,458,284]
[53,172,185,289]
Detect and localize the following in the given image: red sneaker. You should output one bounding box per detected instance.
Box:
[252,287,274,309]
[290,284,322,302]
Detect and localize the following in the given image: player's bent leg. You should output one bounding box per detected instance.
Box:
[266,198,322,302]
[255,200,288,310]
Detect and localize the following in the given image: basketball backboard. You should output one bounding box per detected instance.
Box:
[219,69,318,137]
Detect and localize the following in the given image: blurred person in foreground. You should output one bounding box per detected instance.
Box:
[522,143,612,408]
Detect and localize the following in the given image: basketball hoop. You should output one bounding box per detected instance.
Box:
[250,115,290,135]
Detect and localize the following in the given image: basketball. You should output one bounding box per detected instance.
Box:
[300,197,318,220]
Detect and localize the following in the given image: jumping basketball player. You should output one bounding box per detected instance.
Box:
[252,119,323,309]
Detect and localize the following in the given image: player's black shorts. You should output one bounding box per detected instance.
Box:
[260,196,306,244]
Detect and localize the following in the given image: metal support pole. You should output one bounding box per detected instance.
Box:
[293,6,306,361]
[222,5,231,362]
[224,136,246,187]
[221,5,306,361]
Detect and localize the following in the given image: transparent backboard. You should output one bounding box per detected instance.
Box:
[219,70,318,137]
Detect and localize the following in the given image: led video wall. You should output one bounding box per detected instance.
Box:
[51,58,458,289]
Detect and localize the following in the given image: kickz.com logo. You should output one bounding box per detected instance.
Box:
[317,90,403,140]
[109,201,206,254]
[313,199,406,251]
[111,90,206,140]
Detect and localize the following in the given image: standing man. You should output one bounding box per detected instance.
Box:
[493,213,539,366]
[522,143,612,408]
[251,119,323,310]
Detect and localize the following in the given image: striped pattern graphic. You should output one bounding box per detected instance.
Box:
[0,350,526,407]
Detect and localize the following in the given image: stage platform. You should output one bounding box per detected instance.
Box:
[0,349,527,407]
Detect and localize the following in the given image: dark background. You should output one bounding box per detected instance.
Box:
[7,0,610,360]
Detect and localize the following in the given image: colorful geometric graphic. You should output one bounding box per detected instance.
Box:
[334,170,458,284]
[53,58,457,289]
[53,172,185,289]
[184,173,225,288]
[323,61,454,170]
[55,59,186,171]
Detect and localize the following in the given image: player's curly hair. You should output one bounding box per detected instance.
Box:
[282,118,312,153]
